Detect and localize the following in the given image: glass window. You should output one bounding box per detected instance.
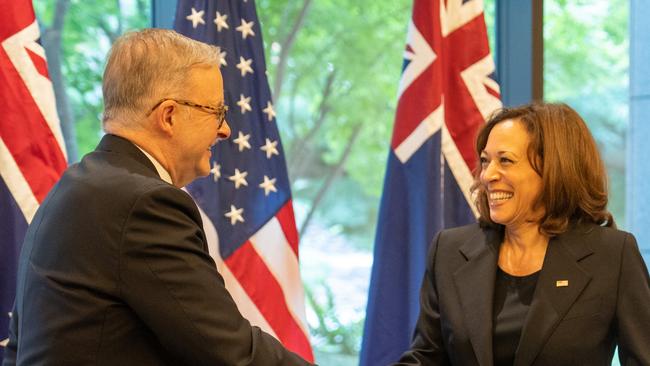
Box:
[34,1,151,162]
[544,0,629,227]
[259,0,498,363]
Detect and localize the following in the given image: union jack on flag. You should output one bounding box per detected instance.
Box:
[361,0,501,364]
[0,0,67,360]
[174,0,314,362]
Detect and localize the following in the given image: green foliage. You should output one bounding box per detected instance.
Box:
[304,281,364,357]
[257,0,411,247]
[35,0,149,160]
[544,0,628,226]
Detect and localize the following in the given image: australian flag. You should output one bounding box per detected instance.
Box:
[0,0,68,360]
[174,1,313,361]
[359,0,502,364]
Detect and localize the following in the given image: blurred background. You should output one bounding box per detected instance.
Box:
[33,0,630,364]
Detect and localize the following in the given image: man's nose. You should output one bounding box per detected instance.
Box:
[218,120,231,140]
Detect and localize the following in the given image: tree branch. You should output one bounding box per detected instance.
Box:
[42,0,78,162]
[272,0,313,102]
[288,69,336,176]
[299,125,363,236]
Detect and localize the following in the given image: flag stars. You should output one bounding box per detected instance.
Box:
[228,169,248,189]
[216,47,227,67]
[260,138,279,159]
[259,176,277,196]
[224,205,245,225]
[210,162,221,182]
[236,56,254,77]
[214,11,229,32]
[186,7,205,28]
[236,19,256,39]
[262,101,276,121]
[233,131,252,151]
[237,94,252,114]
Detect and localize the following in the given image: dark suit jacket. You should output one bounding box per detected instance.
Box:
[2,134,311,366]
[395,223,650,366]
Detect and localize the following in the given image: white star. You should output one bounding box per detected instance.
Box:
[228,169,248,189]
[214,11,229,32]
[224,205,245,225]
[236,19,256,39]
[259,176,277,196]
[237,94,252,114]
[233,131,251,151]
[236,56,254,77]
[210,162,221,182]
[262,101,276,121]
[216,47,227,67]
[260,138,279,159]
[186,7,205,29]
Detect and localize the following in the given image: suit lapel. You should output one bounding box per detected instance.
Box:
[453,227,501,366]
[514,227,593,366]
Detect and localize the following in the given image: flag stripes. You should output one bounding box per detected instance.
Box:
[196,198,312,359]
[1,3,67,358]
[174,1,313,361]
[225,239,312,357]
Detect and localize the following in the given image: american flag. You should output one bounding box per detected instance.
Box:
[0,0,68,360]
[174,0,314,362]
[360,0,501,364]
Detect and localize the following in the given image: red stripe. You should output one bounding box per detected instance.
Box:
[487,85,501,100]
[411,0,437,47]
[391,0,443,149]
[442,15,493,172]
[0,43,66,203]
[26,47,49,79]
[225,241,314,362]
[0,1,36,40]
[276,201,299,256]
[390,64,442,149]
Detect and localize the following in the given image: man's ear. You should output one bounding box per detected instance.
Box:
[156,101,176,137]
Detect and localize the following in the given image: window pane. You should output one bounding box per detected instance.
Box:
[544,0,629,227]
[34,1,151,162]
[259,0,498,363]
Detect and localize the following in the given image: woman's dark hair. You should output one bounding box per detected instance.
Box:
[470,102,614,236]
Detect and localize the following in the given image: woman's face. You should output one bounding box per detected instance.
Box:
[479,119,544,229]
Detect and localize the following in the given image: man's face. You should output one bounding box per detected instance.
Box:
[171,65,230,186]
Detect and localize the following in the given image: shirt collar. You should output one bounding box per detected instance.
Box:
[134,144,173,185]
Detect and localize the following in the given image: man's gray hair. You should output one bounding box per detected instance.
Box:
[102,28,221,123]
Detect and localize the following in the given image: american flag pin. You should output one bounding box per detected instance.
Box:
[556,280,569,287]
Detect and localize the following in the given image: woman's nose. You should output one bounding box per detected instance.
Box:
[481,161,500,182]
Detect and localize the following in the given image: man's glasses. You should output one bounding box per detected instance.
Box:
[147,99,228,129]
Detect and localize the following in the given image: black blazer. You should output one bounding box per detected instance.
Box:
[395,223,650,366]
[3,134,311,366]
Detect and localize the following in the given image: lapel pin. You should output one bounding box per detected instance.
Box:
[556,280,569,287]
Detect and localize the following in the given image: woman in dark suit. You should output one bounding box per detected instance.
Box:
[395,103,650,366]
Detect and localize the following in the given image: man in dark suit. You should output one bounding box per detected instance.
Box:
[3,29,312,366]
